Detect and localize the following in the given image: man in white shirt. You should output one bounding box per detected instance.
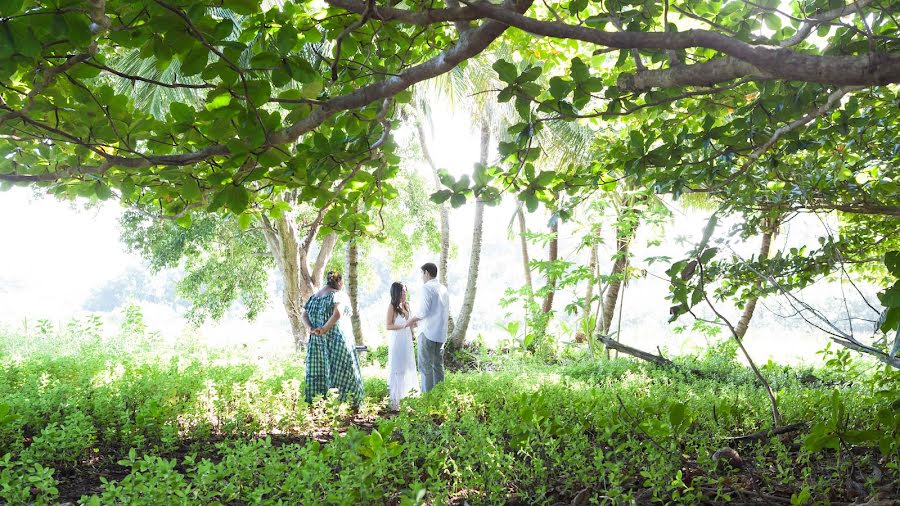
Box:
[407,262,450,393]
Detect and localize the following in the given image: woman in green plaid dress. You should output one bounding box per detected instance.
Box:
[301,271,365,405]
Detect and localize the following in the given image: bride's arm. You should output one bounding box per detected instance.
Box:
[386,305,406,330]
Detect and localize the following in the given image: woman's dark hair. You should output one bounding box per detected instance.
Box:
[421,262,438,278]
[326,271,343,289]
[390,282,408,319]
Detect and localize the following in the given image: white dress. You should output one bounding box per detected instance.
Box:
[387,314,419,410]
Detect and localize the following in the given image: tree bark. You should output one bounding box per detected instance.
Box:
[346,238,365,346]
[260,214,339,351]
[541,214,560,314]
[600,211,640,336]
[734,219,777,339]
[415,116,451,286]
[583,225,600,333]
[449,120,489,348]
[517,206,533,292]
[312,232,338,285]
[261,215,314,350]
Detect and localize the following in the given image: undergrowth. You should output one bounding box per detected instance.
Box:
[0,317,897,505]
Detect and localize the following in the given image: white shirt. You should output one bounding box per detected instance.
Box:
[417,279,449,343]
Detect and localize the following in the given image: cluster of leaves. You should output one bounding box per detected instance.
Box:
[0,0,435,239]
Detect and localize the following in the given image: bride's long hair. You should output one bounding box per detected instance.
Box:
[390,282,409,320]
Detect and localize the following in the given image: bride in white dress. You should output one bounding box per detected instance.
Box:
[385,282,418,410]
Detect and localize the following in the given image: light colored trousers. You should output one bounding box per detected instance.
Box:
[417,335,445,393]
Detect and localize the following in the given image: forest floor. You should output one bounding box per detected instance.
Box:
[1,329,898,505]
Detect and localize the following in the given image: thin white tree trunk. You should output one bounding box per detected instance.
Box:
[517,206,533,292]
[449,121,489,348]
[583,225,600,336]
[415,118,450,286]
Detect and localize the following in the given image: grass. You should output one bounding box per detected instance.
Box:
[0,316,897,505]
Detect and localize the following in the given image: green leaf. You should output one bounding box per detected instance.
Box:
[430,190,452,204]
[450,193,466,208]
[275,26,298,54]
[492,59,518,84]
[250,51,280,68]
[0,0,24,16]
[880,307,899,333]
[94,182,113,200]
[878,281,900,308]
[206,93,232,111]
[569,0,588,14]
[244,80,271,106]
[237,213,253,230]
[668,402,686,429]
[518,66,542,83]
[286,57,318,83]
[223,0,259,15]
[885,251,900,277]
[170,102,195,124]
[221,185,251,214]
[181,178,202,201]
[175,215,192,228]
[548,77,571,100]
[213,19,236,41]
[570,57,590,83]
[699,247,718,264]
[180,45,209,76]
[8,21,41,58]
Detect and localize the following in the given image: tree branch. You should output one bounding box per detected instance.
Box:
[0,1,528,184]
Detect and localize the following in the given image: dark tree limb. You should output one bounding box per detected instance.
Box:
[726,422,807,442]
[330,0,900,88]
[597,335,675,367]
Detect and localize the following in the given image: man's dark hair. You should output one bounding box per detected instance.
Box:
[421,262,438,278]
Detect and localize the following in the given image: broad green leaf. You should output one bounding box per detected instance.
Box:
[182,178,202,201]
[180,45,209,76]
[878,281,900,308]
[223,0,259,15]
[276,26,298,54]
[237,212,253,230]
[206,93,232,111]
[170,102,195,124]
[548,77,571,100]
[885,251,900,277]
[221,185,251,214]
[492,59,518,84]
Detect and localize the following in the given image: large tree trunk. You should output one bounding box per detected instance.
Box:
[734,219,777,339]
[346,238,364,346]
[449,121,489,348]
[517,206,532,292]
[600,211,640,336]
[261,214,339,351]
[261,215,314,350]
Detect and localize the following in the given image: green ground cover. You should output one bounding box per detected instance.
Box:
[0,320,897,505]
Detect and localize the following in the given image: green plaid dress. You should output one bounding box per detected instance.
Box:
[303,292,364,404]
